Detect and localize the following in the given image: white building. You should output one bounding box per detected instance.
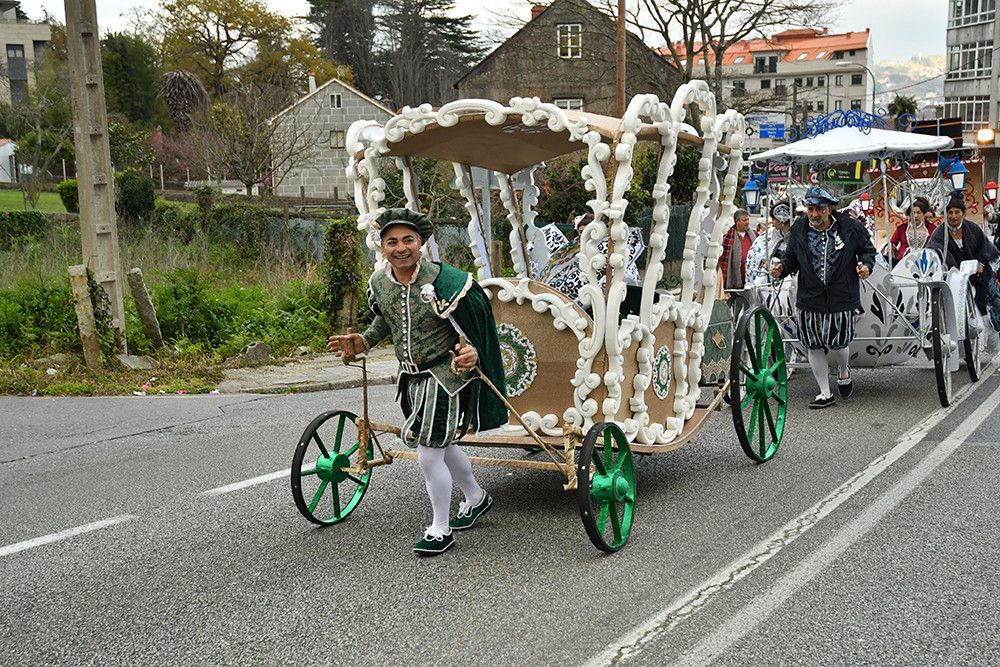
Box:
[271,77,394,201]
[0,138,15,183]
[672,28,874,154]
[943,0,999,172]
[0,0,51,105]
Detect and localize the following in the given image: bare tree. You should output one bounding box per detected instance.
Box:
[188,83,321,198]
[614,0,837,106]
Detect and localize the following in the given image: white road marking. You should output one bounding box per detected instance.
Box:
[0,515,137,558]
[675,380,1000,666]
[200,469,289,496]
[586,360,999,667]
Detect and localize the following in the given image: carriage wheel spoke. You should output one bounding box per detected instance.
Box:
[770,390,787,405]
[334,414,347,452]
[591,450,608,475]
[740,362,756,378]
[763,400,779,443]
[300,467,318,476]
[345,441,360,457]
[331,482,341,518]
[741,392,754,410]
[746,400,760,444]
[311,433,330,458]
[609,503,622,542]
[757,401,767,453]
[345,473,365,486]
[308,480,329,513]
[744,332,761,370]
[598,502,609,533]
[761,325,774,369]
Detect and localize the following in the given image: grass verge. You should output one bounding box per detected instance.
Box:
[0,190,67,213]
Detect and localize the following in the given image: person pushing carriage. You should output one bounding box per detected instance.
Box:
[770,185,876,409]
[328,208,509,556]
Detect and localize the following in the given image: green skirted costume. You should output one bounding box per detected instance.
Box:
[361,259,508,448]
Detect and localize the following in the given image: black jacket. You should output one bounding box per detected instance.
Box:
[779,210,877,313]
[926,218,999,271]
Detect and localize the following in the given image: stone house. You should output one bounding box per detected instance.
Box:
[455,0,679,115]
[271,77,393,200]
[0,0,51,105]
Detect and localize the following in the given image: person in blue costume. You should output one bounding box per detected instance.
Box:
[328,208,508,555]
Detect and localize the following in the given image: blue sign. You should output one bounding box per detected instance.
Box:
[759,123,786,139]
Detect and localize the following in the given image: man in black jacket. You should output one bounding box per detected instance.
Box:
[771,186,876,408]
[926,195,1000,330]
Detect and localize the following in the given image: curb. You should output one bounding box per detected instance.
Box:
[232,373,398,395]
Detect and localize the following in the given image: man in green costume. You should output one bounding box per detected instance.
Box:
[328,208,508,555]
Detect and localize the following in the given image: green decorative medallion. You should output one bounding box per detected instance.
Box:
[497,322,537,397]
[652,345,672,400]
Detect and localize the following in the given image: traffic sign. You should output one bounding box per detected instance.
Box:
[759,123,786,139]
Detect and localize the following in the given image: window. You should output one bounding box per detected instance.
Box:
[949,0,996,27]
[947,40,994,79]
[835,74,843,86]
[816,51,827,58]
[835,100,843,111]
[797,52,808,60]
[851,73,864,86]
[850,99,862,110]
[944,94,991,131]
[557,24,582,58]
[794,77,803,87]
[806,77,814,87]
[760,79,771,89]
[832,50,844,60]
[817,101,825,112]
[734,56,745,64]
[6,43,26,82]
[731,80,746,97]
[329,130,345,149]
[554,98,584,110]
[775,79,787,95]
[753,55,777,73]
[849,50,856,56]
[817,76,825,87]
[9,79,27,104]
[6,44,25,58]
[330,93,342,109]
[805,101,815,112]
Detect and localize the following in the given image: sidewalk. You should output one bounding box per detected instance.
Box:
[217,346,398,394]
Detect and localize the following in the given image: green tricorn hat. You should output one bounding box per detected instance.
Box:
[375,208,435,242]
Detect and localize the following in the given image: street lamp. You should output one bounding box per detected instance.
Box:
[742,176,763,213]
[859,191,873,213]
[940,157,969,194]
[835,61,877,112]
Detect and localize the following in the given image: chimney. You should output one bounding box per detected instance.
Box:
[308,72,316,93]
[531,4,547,20]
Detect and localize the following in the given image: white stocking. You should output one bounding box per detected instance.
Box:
[443,444,482,505]
[807,349,832,398]
[829,347,851,379]
[417,445,451,533]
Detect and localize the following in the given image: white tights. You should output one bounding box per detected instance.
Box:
[807,347,851,398]
[417,444,483,532]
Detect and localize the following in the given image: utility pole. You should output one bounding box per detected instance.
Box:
[64,0,126,348]
[616,0,626,116]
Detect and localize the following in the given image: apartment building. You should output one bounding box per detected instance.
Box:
[675,28,874,153]
[0,0,51,105]
[943,0,999,174]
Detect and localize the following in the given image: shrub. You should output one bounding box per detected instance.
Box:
[57,179,79,213]
[320,216,365,330]
[153,268,234,347]
[193,185,215,221]
[0,211,50,251]
[206,200,274,248]
[0,277,79,359]
[150,199,199,243]
[115,168,156,226]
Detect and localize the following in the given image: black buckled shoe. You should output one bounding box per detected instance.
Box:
[809,395,836,409]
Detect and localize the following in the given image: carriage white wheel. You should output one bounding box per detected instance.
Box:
[930,286,953,407]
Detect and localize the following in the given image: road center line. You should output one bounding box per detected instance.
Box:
[200,469,289,496]
[674,379,1000,666]
[0,515,137,558]
[586,360,998,667]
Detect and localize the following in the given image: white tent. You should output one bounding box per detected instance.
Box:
[752,126,954,164]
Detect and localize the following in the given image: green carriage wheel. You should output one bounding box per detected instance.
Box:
[577,422,636,553]
[291,410,373,526]
[730,306,788,463]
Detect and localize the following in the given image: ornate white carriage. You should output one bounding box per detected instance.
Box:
[290,82,790,552]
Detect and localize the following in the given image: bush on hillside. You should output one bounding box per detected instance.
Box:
[57,179,79,213]
[320,216,365,330]
[115,168,156,226]
[0,211,50,251]
[150,198,199,243]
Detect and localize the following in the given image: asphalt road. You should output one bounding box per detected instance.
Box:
[2,358,999,666]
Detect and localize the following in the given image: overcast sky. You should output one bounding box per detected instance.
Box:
[25,0,945,64]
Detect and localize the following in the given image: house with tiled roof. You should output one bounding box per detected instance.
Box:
[667,28,873,153]
[270,77,394,201]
